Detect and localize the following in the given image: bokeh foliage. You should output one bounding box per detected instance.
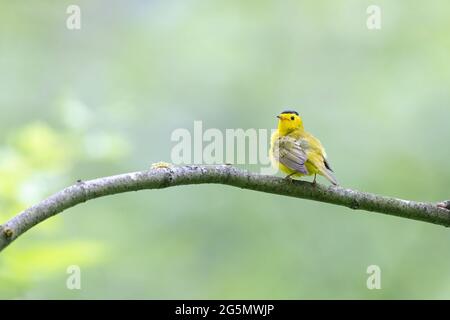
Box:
[0,0,450,298]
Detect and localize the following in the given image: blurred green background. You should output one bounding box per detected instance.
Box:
[1,0,450,299]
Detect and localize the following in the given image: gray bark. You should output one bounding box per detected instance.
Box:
[1,165,449,252]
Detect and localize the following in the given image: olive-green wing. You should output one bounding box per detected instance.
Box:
[273,135,309,175]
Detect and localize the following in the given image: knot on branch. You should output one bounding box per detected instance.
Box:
[437,200,450,211]
[76,179,89,203]
[350,199,360,210]
[0,225,13,239]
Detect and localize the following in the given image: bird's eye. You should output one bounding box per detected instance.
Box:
[290,116,295,120]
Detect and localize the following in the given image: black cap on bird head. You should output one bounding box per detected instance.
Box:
[280,110,299,115]
[277,110,300,119]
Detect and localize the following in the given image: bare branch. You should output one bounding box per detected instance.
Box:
[1,165,449,252]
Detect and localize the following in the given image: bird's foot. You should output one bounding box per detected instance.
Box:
[284,173,296,183]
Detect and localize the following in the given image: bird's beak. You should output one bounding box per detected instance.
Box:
[276,115,281,119]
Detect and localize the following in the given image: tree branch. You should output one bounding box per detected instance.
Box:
[1,165,449,252]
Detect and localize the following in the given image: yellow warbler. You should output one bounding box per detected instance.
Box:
[270,110,338,185]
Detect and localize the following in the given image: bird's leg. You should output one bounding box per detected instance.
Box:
[312,174,317,185]
[285,173,295,179]
[284,172,296,180]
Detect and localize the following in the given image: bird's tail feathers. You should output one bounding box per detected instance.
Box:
[321,168,338,186]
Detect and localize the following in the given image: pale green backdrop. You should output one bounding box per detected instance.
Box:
[1,0,450,299]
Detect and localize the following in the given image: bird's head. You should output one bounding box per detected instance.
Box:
[276,110,303,135]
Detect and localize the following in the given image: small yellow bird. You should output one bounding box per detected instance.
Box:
[270,110,338,185]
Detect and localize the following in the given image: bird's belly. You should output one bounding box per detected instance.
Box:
[305,161,320,175]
